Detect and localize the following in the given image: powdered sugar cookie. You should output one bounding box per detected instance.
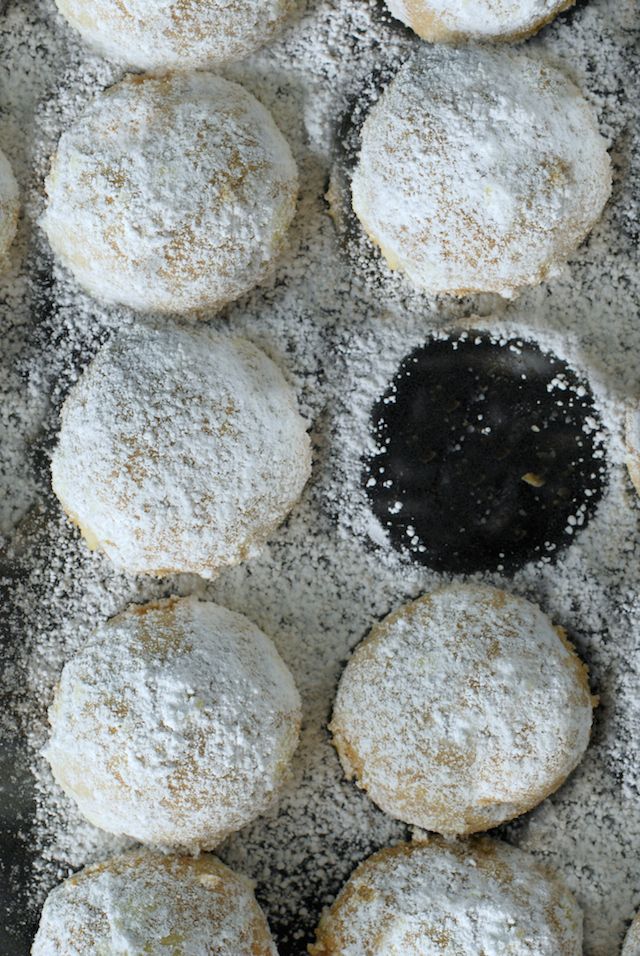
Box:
[45,596,301,850]
[51,324,311,577]
[54,0,294,72]
[351,46,611,298]
[331,583,595,835]
[42,72,298,315]
[626,406,640,497]
[310,837,583,955]
[623,913,640,956]
[0,147,18,260]
[32,848,277,955]
[385,0,574,43]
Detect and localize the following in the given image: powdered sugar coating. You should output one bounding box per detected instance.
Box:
[0,146,18,259]
[50,323,311,577]
[310,836,583,955]
[385,0,574,43]
[45,596,302,851]
[351,46,611,298]
[32,848,277,955]
[331,583,594,835]
[42,72,298,314]
[54,0,294,72]
[3,0,640,952]
[623,914,640,956]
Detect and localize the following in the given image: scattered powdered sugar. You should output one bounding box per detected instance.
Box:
[51,324,312,577]
[42,72,299,314]
[44,596,301,852]
[54,0,293,73]
[310,837,583,954]
[1,0,639,954]
[330,583,594,836]
[31,848,278,955]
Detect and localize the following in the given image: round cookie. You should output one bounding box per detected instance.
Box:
[51,324,311,577]
[0,147,19,259]
[45,596,301,850]
[42,72,298,315]
[331,583,595,835]
[54,0,294,72]
[626,406,640,497]
[32,848,277,955]
[624,913,640,956]
[384,0,574,43]
[310,837,583,955]
[351,46,611,298]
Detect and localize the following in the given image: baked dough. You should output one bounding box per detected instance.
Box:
[54,0,294,72]
[0,147,18,259]
[43,72,298,315]
[626,406,640,497]
[51,324,311,577]
[351,46,611,298]
[310,836,583,955]
[624,913,640,956]
[45,596,301,850]
[32,848,277,955]
[385,0,574,43]
[331,583,595,835]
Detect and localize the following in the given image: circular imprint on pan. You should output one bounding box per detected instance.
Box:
[362,332,607,574]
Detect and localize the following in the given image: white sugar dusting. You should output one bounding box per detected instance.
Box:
[386,0,575,42]
[50,324,311,577]
[32,849,278,954]
[54,0,292,73]
[311,837,584,954]
[45,597,301,852]
[42,72,299,315]
[0,0,639,954]
[331,584,595,837]
[351,45,611,297]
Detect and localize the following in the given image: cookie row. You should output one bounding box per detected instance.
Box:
[46,321,640,582]
[33,581,613,952]
[1,45,611,308]
[50,0,583,73]
[31,837,601,955]
[40,585,594,849]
